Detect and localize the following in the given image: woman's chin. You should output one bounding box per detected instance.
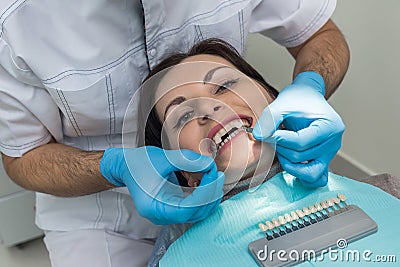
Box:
[214,134,262,185]
[214,131,275,185]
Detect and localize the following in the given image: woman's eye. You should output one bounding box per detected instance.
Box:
[176,111,194,128]
[215,78,239,94]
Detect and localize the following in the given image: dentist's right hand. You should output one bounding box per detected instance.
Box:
[100,146,225,225]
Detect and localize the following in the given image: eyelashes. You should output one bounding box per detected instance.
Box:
[214,78,240,94]
[175,110,194,128]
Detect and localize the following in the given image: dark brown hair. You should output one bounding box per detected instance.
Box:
[137,38,279,186]
[138,38,279,149]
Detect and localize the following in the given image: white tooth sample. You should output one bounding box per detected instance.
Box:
[271,218,280,228]
[315,203,323,211]
[259,223,268,232]
[284,213,292,222]
[278,216,286,225]
[302,207,311,216]
[290,211,299,220]
[296,209,305,218]
[265,221,274,230]
[309,205,317,214]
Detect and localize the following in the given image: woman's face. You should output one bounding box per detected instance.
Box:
[154,54,275,186]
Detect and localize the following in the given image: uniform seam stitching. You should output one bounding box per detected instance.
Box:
[114,192,122,233]
[0,132,50,149]
[279,0,329,44]
[109,75,116,134]
[42,44,145,84]
[0,0,27,38]
[105,75,113,135]
[195,25,203,41]
[239,10,244,53]
[56,89,83,136]
[94,192,104,229]
[146,0,246,47]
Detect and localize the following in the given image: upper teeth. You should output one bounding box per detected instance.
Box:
[212,119,250,149]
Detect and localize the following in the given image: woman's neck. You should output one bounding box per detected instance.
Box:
[222,161,283,201]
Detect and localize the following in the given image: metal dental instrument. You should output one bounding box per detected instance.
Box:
[245,127,253,133]
[245,127,255,141]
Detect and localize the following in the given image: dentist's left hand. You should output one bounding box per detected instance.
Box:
[100,146,225,225]
[252,72,345,187]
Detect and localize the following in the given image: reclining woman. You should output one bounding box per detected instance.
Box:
[136,38,400,266]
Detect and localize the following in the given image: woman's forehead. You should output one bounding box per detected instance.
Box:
[181,54,235,66]
[154,55,238,100]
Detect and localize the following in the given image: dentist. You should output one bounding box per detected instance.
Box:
[0,1,348,266]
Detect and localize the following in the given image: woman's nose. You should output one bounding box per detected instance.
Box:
[198,104,223,124]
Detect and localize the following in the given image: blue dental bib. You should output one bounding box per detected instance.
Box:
[160,172,400,266]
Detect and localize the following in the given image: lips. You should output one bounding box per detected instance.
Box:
[207,114,253,153]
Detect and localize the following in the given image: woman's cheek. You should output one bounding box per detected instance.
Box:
[178,128,202,154]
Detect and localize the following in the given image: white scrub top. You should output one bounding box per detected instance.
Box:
[0,0,336,234]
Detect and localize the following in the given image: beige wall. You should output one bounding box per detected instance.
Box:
[244,0,400,177]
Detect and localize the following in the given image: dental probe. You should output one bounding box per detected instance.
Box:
[245,127,253,133]
[245,127,256,141]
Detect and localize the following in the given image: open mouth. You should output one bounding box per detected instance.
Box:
[208,115,253,153]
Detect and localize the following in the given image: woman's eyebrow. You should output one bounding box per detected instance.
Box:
[163,96,186,120]
[162,66,229,120]
[203,66,230,83]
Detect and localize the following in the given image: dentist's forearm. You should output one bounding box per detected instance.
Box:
[1,141,115,197]
[287,19,350,98]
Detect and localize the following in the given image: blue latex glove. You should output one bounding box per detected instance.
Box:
[100,146,225,225]
[252,72,345,187]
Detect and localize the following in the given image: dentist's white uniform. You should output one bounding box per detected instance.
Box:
[0,0,336,266]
